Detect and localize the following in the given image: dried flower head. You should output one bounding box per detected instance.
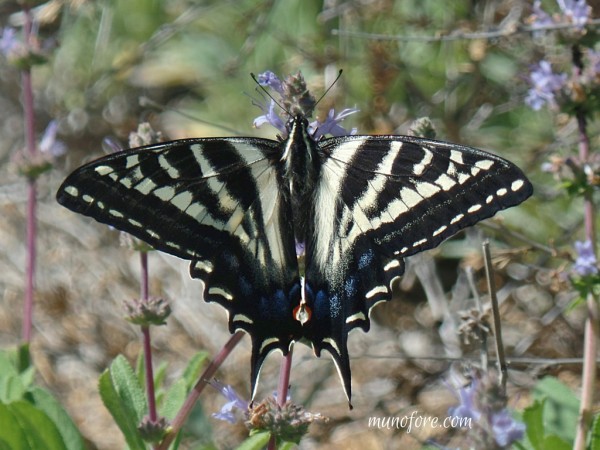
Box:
[246,397,327,444]
[129,122,163,148]
[137,415,170,443]
[124,297,171,326]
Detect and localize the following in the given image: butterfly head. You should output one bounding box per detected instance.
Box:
[253,71,358,141]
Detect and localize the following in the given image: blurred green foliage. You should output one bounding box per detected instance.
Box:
[32,0,573,242]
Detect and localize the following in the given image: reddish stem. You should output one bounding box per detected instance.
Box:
[157,331,245,450]
[139,252,158,423]
[276,347,293,406]
[268,348,294,450]
[142,326,157,422]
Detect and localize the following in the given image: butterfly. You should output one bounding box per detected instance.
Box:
[56,84,532,406]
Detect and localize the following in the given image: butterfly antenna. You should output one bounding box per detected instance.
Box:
[250,72,289,115]
[314,69,343,107]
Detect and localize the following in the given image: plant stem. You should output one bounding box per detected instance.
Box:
[572,45,598,450]
[268,348,294,450]
[483,241,507,394]
[157,330,245,450]
[139,251,158,425]
[22,6,37,343]
[276,346,293,406]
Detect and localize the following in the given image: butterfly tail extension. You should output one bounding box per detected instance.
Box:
[302,236,406,407]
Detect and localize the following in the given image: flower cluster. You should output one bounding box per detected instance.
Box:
[529,0,591,30]
[524,60,568,111]
[128,122,163,148]
[525,51,600,113]
[573,240,599,276]
[447,371,525,448]
[524,0,600,113]
[252,71,358,139]
[137,415,170,443]
[124,297,171,326]
[210,380,326,444]
[14,121,66,180]
[246,396,327,444]
[0,26,49,69]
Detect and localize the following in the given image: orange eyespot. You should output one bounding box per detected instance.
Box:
[293,303,312,325]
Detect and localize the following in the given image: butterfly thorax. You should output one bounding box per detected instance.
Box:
[283,116,321,241]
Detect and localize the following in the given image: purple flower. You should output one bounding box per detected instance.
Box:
[256,71,284,95]
[310,108,359,139]
[557,0,591,28]
[39,121,66,157]
[447,372,526,448]
[209,380,249,424]
[530,0,591,29]
[530,0,554,28]
[252,70,358,140]
[525,60,567,110]
[491,410,526,447]
[0,27,25,59]
[448,380,482,421]
[102,136,125,154]
[253,98,286,135]
[574,240,598,276]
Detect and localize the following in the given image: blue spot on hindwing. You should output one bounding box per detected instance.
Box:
[313,290,329,320]
[310,286,343,320]
[358,249,375,270]
[329,293,341,318]
[345,276,358,298]
[258,289,288,320]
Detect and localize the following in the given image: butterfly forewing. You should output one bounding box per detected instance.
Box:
[57,116,532,405]
[57,137,303,398]
[302,134,532,399]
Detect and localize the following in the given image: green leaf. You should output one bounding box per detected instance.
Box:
[0,401,69,450]
[533,377,579,442]
[523,399,546,449]
[0,346,36,403]
[520,381,575,450]
[181,352,208,391]
[154,361,169,390]
[98,356,147,450]
[29,387,85,450]
[591,412,600,450]
[110,355,148,420]
[235,431,271,450]
[0,373,26,403]
[0,351,19,378]
[541,435,571,450]
[159,378,187,421]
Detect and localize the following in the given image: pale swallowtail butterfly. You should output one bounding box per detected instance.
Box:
[56,81,532,406]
